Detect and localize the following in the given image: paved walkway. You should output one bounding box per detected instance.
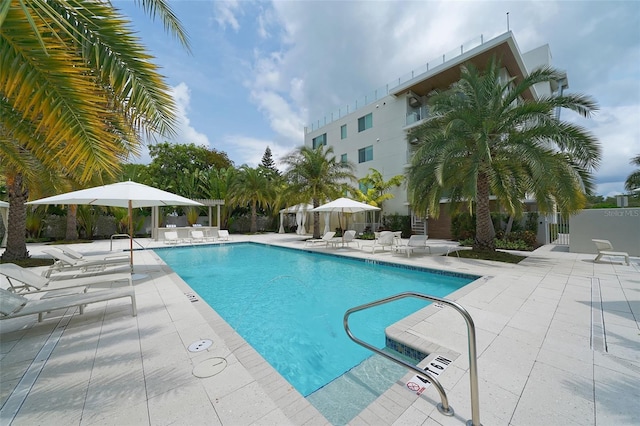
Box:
[1,234,638,425]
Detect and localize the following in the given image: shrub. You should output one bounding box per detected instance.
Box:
[382,214,411,238]
[451,213,475,241]
[494,239,530,250]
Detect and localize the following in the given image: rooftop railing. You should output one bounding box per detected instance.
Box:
[306,32,505,134]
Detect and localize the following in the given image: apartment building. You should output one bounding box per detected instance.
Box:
[303,31,566,235]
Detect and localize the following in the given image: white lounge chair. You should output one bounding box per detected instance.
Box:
[57,246,129,263]
[190,230,207,243]
[305,231,336,247]
[395,235,431,257]
[330,230,359,248]
[365,231,396,253]
[164,231,181,245]
[217,230,231,241]
[42,248,130,278]
[0,263,132,293]
[592,239,630,266]
[0,286,137,323]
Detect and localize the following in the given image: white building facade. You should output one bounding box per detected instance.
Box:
[303,31,565,234]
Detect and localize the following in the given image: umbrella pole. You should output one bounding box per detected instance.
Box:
[341,209,345,245]
[128,200,134,271]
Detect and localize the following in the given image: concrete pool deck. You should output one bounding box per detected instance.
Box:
[1,233,638,425]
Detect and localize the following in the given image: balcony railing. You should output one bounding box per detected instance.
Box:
[406,105,429,126]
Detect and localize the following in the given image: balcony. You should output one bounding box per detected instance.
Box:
[406,105,429,127]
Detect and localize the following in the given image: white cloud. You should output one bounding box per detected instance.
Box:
[169,82,211,147]
[213,0,241,32]
[256,4,276,39]
[217,134,292,170]
[128,82,211,165]
[587,105,640,195]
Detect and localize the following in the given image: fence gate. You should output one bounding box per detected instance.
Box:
[546,213,570,245]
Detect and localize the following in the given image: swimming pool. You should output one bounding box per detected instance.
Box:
[156,243,476,397]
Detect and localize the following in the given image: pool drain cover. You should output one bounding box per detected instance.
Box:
[188,339,213,352]
[193,357,227,378]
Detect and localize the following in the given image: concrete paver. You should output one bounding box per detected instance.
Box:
[0,234,638,425]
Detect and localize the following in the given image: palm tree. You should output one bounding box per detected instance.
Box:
[624,154,640,193]
[227,166,275,233]
[407,56,600,251]
[355,168,404,228]
[0,0,188,261]
[282,146,356,238]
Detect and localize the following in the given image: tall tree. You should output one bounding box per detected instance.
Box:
[624,154,640,192]
[1,0,189,260]
[282,146,356,238]
[260,146,279,176]
[227,166,275,233]
[147,142,233,192]
[407,56,600,251]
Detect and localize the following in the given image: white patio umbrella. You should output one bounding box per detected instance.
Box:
[312,198,380,244]
[27,181,203,268]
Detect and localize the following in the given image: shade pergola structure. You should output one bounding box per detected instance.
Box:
[312,198,380,244]
[193,199,225,230]
[149,198,225,240]
[279,204,314,234]
[27,181,203,269]
[0,200,8,248]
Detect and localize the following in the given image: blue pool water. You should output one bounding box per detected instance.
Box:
[156,243,476,396]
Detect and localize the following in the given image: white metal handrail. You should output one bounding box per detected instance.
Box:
[110,234,145,252]
[343,292,481,426]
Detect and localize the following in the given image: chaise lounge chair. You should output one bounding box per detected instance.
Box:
[592,239,630,266]
[394,234,431,257]
[56,246,129,263]
[0,263,132,293]
[42,248,131,278]
[364,231,396,254]
[330,230,359,248]
[305,231,336,247]
[190,230,208,243]
[163,231,184,245]
[217,230,231,241]
[0,286,137,323]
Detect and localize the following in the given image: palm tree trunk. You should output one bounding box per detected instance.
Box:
[251,201,257,233]
[474,171,495,251]
[504,215,514,236]
[1,173,30,261]
[66,205,79,240]
[312,198,320,238]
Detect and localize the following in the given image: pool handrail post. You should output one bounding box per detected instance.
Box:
[343,291,481,426]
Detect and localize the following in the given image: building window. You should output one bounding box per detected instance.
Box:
[358,113,372,132]
[341,153,348,164]
[358,145,373,163]
[341,124,347,139]
[312,133,326,149]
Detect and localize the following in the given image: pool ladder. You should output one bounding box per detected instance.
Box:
[343,292,482,426]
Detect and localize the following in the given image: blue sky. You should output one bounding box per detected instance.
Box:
[114,0,640,197]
